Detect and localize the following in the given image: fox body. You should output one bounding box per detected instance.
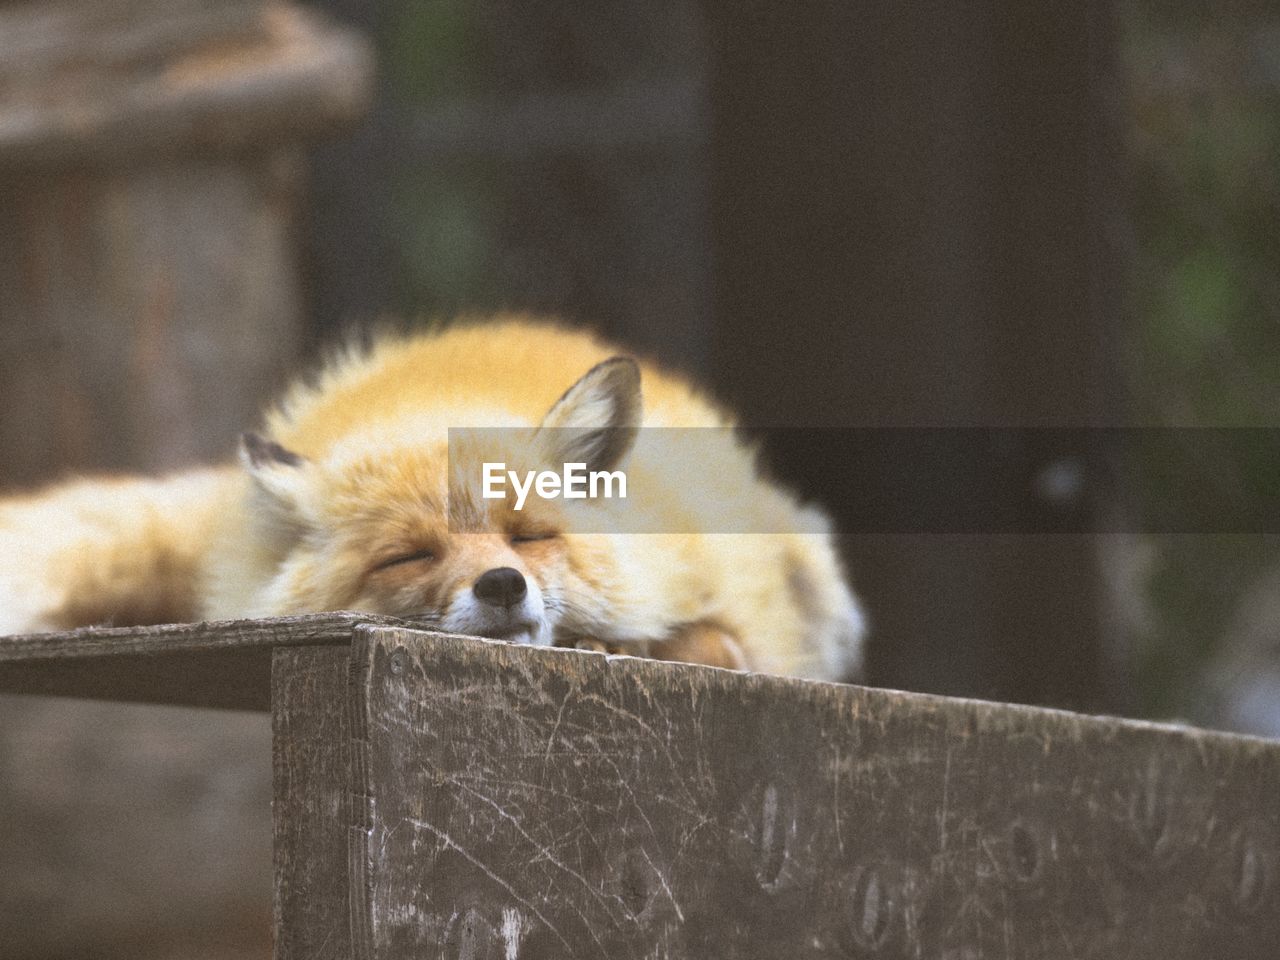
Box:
[0,320,863,680]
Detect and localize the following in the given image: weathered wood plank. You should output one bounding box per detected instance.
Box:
[349,624,1280,959]
[272,644,353,960]
[0,612,398,709]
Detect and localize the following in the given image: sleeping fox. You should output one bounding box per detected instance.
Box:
[0,319,863,680]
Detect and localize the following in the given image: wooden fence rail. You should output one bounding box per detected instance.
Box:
[1,614,1277,958]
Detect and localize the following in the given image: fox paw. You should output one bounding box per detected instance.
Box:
[650,622,748,671]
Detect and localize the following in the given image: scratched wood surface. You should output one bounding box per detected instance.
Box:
[272,645,353,960]
[348,624,1280,959]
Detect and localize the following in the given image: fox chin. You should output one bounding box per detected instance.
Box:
[0,317,865,682]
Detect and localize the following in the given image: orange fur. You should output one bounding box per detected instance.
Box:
[0,318,864,680]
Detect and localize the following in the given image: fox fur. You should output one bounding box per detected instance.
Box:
[0,319,864,680]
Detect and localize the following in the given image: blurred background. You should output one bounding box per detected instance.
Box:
[1,0,1278,956]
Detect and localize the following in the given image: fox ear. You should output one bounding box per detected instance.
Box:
[538,357,641,473]
[239,432,309,510]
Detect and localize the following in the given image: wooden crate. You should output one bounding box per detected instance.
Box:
[1,614,1277,958]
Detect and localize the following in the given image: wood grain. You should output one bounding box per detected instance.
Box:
[348,624,1280,959]
[272,645,353,960]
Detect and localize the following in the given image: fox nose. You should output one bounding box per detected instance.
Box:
[473,567,527,607]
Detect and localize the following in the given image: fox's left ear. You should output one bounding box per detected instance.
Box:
[538,357,641,473]
[239,432,309,511]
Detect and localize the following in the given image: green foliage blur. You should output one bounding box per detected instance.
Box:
[1124,3,1280,719]
[382,0,507,314]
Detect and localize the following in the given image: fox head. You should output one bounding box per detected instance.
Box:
[237,357,641,646]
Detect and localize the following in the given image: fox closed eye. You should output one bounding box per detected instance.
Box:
[374,549,437,571]
[511,531,557,545]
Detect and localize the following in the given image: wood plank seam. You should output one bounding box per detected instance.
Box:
[349,626,377,960]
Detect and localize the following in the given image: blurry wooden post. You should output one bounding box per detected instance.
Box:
[0,4,372,959]
[706,1,1126,711]
[0,0,373,484]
